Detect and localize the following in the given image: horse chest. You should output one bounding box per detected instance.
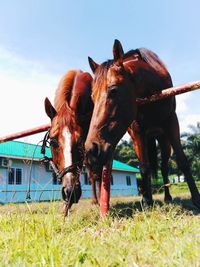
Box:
[137,96,175,126]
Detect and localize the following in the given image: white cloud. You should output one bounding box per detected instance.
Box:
[178,113,200,133]
[176,93,191,114]
[176,93,200,133]
[0,46,59,144]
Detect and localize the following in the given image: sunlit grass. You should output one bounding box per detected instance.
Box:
[0,193,200,266]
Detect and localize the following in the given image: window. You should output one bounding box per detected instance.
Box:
[16,169,22,184]
[8,168,15,184]
[8,168,22,185]
[126,176,131,186]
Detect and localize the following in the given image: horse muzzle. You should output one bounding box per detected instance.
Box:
[62,182,82,209]
[85,141,113,180]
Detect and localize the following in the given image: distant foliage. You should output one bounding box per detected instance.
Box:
[181,123,200,180]
[114,123,200,180]
[114,139,138,168]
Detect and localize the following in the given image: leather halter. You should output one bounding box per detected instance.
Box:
[40,130,82,182]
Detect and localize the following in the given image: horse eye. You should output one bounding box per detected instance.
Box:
[50,138,59,148]
[107,86,118,98]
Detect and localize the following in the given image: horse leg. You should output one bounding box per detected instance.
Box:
[100,165,111,216]
[147,137,158,180]
[89,170,99,205]
[90,180,99,205]
[97,180,101,203]
[164,113,200,208]
[128,122,153,207]
[158,135,172,202]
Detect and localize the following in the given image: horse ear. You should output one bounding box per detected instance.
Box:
[44,97,57,120]
[113,39,124,65]
[88,57,99,73]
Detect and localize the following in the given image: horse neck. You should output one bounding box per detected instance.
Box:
[70,77,93,141]
[124,57,172,98]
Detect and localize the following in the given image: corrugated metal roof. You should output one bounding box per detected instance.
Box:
[0,140,51,159]
[112,160,139,172]
[0,141,139,172]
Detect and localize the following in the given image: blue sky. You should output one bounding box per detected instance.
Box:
[0,0,200,143]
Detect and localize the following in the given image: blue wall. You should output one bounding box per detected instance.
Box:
[0,158,138,204]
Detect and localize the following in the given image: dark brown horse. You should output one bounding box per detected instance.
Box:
[85,39,200,214]
[44,70,98,213]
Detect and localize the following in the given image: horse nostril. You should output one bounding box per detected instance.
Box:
[86,142,112,166]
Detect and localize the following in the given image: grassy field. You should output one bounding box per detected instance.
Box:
[0,191,200,266]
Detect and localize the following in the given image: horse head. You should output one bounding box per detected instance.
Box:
[45,97,82,210]
[45,70,93,212]
[85,40,137,178]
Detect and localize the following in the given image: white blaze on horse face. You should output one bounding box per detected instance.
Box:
[62,127,73,185]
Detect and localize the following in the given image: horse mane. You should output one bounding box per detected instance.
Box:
[54,69,80,132]
[136,48,169,74]
[54,69,77,111]
[92,48,170,101]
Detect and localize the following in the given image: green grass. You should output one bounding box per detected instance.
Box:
[0,193,200,267]
[151,181,200,195]
[170,181,200,194]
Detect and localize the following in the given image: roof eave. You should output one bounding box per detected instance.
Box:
[113,168,139,173]
[0,154,41,161]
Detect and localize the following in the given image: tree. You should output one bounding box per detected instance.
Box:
[181,122,200,180]
[114,139,139,167]
[114,123,200,181]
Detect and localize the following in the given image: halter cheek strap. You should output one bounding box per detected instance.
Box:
[40,155,80,182]
[40,130,82,182]
[41,130,50,155]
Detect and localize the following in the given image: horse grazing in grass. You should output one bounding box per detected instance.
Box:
[85,39,200,214]
[44,70,99,214]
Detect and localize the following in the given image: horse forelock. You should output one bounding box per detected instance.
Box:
[91,50,150,102]
[92,61,112,102]
[57,105,77,133]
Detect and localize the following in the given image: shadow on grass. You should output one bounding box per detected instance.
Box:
[110,196,200,218]
[172,196,200,215]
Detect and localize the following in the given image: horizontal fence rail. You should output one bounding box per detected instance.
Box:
[0,80,200,143]
[0,124,50,143]
[136,80,200,105]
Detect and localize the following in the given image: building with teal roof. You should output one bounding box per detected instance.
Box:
[0,141,138,203]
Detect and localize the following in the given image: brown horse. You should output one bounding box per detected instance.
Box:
[44,70,98,213]
[85,39,200,214]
